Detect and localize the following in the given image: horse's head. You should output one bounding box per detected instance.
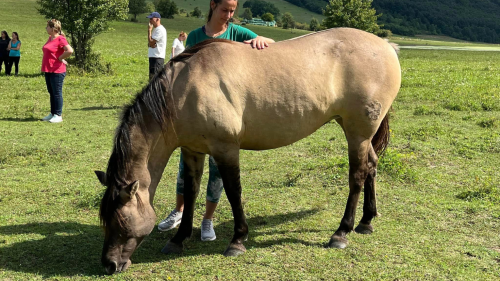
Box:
[95,171,156,275]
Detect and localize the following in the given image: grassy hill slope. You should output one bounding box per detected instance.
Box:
[173,0,325,24]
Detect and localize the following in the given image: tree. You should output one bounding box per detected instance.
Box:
[322,0,381,33]
[281,12,295,29]
[261,12,274,22]
[154,0,178,19]
[146,2,156,13]
[129,0,147,21]
[243,0,280,17]
[37,0,128,72]
[190,7,203,18]
[310,17,320,31]
[242,8,253,20]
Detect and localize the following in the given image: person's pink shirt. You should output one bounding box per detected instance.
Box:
[41,36,68,73]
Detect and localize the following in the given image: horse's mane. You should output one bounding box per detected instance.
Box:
[99,39,235,229]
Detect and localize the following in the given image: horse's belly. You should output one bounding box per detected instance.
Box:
[239,114,333,150]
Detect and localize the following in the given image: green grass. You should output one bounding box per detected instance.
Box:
[1,0,500,280]
[172,0,325,24]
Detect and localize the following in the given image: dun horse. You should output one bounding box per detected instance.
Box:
[95,28,401,274]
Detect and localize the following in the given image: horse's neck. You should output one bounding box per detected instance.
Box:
[127,121,177,205]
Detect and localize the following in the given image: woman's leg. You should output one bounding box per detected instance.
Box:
[44,73,55,114]
[5,57,12,75]
[49,72,65,116]
[0,57,5,73]
[205,156,223,219]
[13,57,20,75]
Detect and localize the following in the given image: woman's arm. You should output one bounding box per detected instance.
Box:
[58,44,74,65]
[243,36,275,50]
[13,42,21,51]
[6,41,11,51]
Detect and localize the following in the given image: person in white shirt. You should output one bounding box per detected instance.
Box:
[147,12,167,80]
[171,31,187,59]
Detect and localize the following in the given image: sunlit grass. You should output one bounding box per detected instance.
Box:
[1,0,499,280]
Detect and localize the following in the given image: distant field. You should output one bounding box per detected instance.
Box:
[172,0,325,24]
[1,0,500,280]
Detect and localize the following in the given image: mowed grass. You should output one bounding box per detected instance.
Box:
[1,0,500,280]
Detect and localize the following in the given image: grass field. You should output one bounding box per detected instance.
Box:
[1,0,500,280]
[172,0,325,24]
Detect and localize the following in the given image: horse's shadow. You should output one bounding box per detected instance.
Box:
[0,209,325,277]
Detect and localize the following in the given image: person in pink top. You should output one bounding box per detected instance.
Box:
[41,19,73,123]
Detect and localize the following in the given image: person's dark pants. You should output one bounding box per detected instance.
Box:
[6,56,20,75]
[0,56,8,74]
[149,57,164,80]
[44,72,66,116]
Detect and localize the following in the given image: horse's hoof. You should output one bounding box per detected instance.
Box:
[328,235,348,249]
[223,243,246,257]
[355,223,374,234]
[161,240,183,255]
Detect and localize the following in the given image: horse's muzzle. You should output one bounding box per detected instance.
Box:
[104,259,131,274]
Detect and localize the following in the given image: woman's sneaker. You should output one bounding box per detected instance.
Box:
[158,209,183,231]
[41,113,53,121]
[49,114,63,123]
[201,219,216,241]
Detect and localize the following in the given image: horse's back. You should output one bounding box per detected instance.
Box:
[172,28,401,151]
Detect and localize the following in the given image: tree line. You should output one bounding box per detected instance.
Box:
[281,0,500,43]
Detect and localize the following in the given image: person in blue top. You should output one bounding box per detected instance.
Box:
[6,32,21,76]
[158,0,274,241]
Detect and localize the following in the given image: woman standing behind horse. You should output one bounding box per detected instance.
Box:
[157,0,275,241]
[41,19,73,123]
[170,31,187,59]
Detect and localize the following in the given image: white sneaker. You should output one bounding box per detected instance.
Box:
[41,113,53,121]
[201,219,216,241]
[158,209,183,232]
[49,114,63,123]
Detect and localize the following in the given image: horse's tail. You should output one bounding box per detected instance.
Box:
[371,112,391,156]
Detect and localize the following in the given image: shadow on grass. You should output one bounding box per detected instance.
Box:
[0,73,44,78]
[0,117,39,122]
[73,105,122,111]
[0,209,328,277]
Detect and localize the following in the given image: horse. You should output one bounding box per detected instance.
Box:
[95,27,401,274]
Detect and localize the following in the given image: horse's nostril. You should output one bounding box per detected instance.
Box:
[105,261,117,275]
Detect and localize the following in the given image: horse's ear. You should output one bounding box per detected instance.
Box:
[123,180,139,199]
[95,171,107,186]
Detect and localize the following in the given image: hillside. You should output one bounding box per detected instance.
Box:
[372,0,500,43]
[172,0,325,24]
[280,0,500,43]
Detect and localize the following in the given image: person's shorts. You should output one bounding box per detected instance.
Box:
[149,57,165,79]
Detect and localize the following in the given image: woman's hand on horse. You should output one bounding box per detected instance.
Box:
[244,36,274,50]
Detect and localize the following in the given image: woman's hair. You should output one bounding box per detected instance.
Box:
[12,32,19,41]
[47,19,65,36]
[1,31,10,41]
[179,31,187,38]
[207,0,237,23]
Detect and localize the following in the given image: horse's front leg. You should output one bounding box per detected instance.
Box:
[162,148,205,254]
[328,138,370,249]
[212,148,248,257]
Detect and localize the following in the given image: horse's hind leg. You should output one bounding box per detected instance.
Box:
[211,147,248,257]
[162,148,205,254]
[355,144,378,234]
[328,136,371,249]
